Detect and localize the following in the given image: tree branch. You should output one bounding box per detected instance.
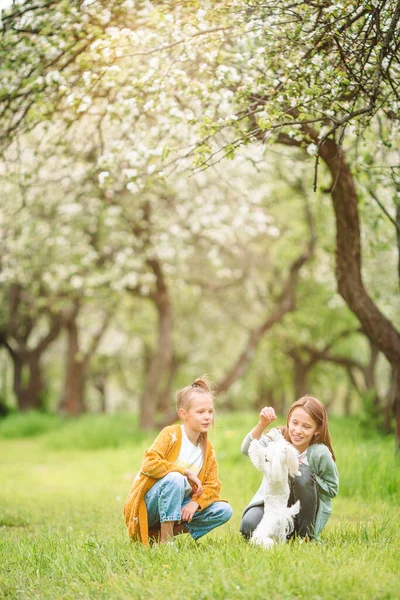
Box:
[369,188,400,234]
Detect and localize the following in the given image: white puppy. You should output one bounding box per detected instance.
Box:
[248,428,301,549]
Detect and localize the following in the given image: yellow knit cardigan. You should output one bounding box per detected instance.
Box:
[124,423,224,545]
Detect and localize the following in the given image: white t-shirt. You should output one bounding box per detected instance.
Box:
[175,425,204,495]
[298,449,309,465]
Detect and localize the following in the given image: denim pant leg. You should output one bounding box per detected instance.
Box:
[183,500,233,540]
[144,472,186,526]
[288,463,319,538]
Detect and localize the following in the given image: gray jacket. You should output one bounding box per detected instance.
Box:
[241,431,339,538]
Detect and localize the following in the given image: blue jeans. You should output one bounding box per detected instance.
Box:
[144,472,232,540]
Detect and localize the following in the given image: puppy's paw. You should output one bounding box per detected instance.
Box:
[248,439,267,472]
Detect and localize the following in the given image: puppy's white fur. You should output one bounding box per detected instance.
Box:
[248,429,301,549]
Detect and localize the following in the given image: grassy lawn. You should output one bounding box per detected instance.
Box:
[0,412,399,599]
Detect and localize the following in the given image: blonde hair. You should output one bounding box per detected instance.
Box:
[282,394,336,461]
[176,376,214,453]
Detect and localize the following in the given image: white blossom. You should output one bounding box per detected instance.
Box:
[306,143,318,156]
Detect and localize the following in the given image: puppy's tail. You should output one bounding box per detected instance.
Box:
[284,500,301,537]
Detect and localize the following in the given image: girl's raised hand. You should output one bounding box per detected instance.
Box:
[259,406,277,429]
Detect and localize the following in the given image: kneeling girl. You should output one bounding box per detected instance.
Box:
[240,395,339,541]
[124,377,232,545]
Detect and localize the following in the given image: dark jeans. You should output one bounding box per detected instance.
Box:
[240,463,319,540]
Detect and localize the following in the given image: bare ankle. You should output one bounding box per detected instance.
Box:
[173,523,187,536]
[160,521,175,543]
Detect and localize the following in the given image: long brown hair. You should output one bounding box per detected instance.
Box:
[176,376,214,454]
[282,395,336,461]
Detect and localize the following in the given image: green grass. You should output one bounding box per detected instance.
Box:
[0,412,399,599]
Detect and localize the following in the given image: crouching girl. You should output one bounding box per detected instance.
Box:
[240,395,339,542]
[124,377,232,545]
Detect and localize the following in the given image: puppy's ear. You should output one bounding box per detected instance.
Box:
[286,444,301,477]
[271,450,285,482]
[248,439,268,472]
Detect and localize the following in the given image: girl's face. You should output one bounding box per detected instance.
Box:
[179,393,214,434]
[288,407,320,453]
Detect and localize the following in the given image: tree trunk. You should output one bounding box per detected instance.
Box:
[59,317,86,415]
[93,373,107,413]
[317,138,400,447]
[156,353,183,413]
[293,357,310,400]
[396,190,400,287]
[140,260,174,429]
[255,386,276,412]
[394,367,400,453]
[1,286,62,412]
[364,340,380,411]
[343,385,352,417]
[12,351,44,410]
[324,391,335,414]
[59,304,111,416]
[287,349,314,400]
[275,393,287,416]
[383,370,396,434]
[278,129,400,449]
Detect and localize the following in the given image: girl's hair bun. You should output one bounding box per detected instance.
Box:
[191,376,212,392]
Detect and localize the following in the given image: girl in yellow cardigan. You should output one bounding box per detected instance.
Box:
[124,377,232,545]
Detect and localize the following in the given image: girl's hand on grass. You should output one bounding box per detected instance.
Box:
[184,469,202,497]
[259,406,277,429]
[180,500,199,523]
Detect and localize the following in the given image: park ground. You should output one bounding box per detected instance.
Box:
[0,412,399,600]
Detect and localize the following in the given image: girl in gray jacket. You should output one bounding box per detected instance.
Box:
[240,395,339,541]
